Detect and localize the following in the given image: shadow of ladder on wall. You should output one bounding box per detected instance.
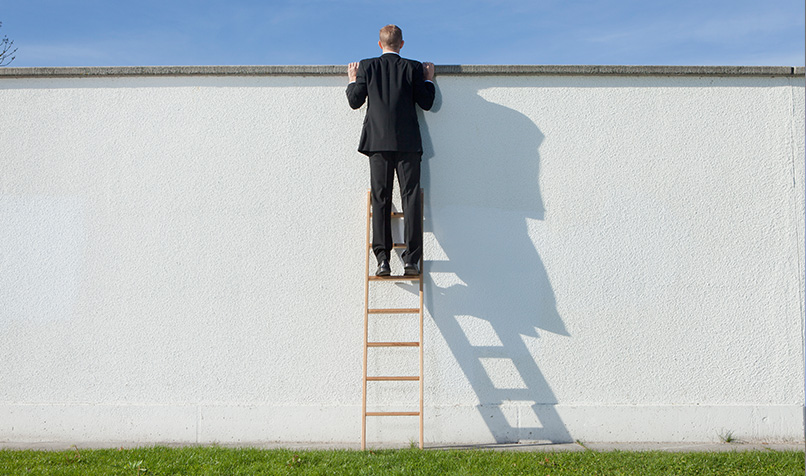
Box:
[362,189,425,450]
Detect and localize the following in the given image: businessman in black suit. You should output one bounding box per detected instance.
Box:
[346,24,436,277]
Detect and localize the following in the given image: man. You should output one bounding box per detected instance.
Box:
[346,24,436,277]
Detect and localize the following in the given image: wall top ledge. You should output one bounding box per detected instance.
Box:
[0,64,803,78]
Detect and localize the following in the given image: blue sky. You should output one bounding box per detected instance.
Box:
[2,0,804,67]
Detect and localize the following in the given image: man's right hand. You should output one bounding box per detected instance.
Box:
[423,62,435,81]
[348,62,359,83]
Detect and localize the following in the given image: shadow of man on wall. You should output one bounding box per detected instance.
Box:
[419,80,572,444]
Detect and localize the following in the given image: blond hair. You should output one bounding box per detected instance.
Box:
[379,24,403,50]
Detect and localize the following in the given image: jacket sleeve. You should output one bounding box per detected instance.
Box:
[346,61,368,110]
[412,62,435,111]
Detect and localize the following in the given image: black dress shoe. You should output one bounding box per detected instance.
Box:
[375,259,391,276]
[403,262,420,276]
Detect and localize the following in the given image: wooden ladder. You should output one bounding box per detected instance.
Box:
[361,189,424,450]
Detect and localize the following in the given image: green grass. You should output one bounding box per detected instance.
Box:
[718,431,737,444]
[0,446,802,476]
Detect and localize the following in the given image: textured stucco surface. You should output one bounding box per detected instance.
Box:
[0,70,804,445]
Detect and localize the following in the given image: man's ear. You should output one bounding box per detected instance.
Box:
[399,40,404,50]
[378,40,383,50]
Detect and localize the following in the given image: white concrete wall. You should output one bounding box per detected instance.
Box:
[0,69,804,446]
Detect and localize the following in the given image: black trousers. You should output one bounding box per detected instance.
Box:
[369,151,422,264]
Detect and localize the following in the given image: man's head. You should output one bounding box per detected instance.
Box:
[378,24,403,52]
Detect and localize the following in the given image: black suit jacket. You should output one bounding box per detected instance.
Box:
[346,53,436,156]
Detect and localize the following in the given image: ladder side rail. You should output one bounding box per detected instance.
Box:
[418,189,424,449]
[361,190,371,450]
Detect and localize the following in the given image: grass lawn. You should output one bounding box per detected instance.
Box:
[0,446,802,475]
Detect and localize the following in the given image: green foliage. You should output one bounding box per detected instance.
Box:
[718,430,737,443]
[0,446,802,475]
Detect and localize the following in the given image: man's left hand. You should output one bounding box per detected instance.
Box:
[423,62,435,81]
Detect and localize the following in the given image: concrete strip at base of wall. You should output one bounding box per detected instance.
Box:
[1,404,801,446]
[0,404,197,444]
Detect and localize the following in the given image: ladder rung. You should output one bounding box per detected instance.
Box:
[365,411,420,416]
[368,275,421,281]
[367,341,420,347]
[368,308,420,314]
[366,376,420,381]
[365,243,406,249]
[369,212,405,218]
